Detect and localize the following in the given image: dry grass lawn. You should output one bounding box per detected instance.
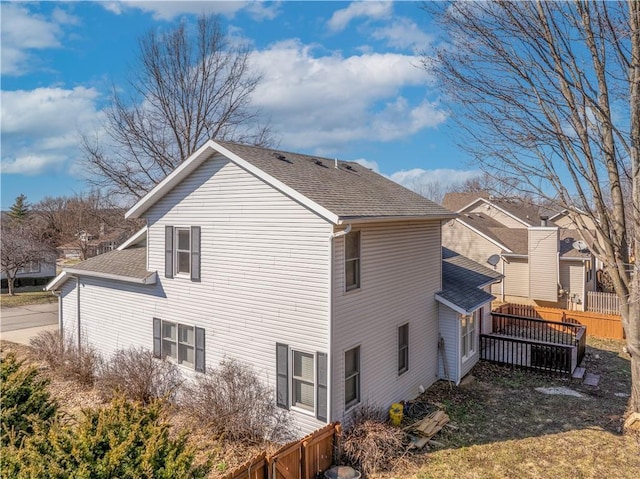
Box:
[1,291,57,308]
[2,337,638,478]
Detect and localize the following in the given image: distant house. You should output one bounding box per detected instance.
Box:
[441,193,596,310]
[47,140,501,436]
[1,255,57,289]
[58,229,129,260]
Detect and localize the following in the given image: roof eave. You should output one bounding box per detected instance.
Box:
[435,293,495,316]
[64,268,158,285]
[45,271,69,291]
[117,226,148,250]
[338,213,457,224]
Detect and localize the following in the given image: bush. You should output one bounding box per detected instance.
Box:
[30,330,98,386]
[341,404,407,477]
[183,358,293,444]
[0,353,57,447]
[96,347,183,404]
[1,396,209,479]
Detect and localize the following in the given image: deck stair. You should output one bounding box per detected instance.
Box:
[572,366,586,380]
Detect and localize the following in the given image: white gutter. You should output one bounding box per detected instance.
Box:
[76,277,81,350]
[337,215,456,225]
[64,268,157,285]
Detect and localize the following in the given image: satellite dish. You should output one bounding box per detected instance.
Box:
[487,254,500,267]
[572,240,588,251]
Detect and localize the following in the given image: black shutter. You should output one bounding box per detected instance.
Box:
[195,327,205,373]
[165,226,174,278]
[276,343,289,409]
[316,351,328,422]
[191,226,201,282]
[153,318,161,358]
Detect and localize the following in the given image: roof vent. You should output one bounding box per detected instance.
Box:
[274,153,291,163]
[345,164,354,171]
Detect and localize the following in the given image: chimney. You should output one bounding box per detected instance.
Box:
[540,215,549,227]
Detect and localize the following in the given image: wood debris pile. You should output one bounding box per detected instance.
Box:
[404,410,450,450]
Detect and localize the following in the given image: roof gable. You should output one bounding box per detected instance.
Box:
[127,140,455,224]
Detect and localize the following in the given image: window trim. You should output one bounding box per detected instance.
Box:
[461,313,477,361]
[160,319,195,368]
[174,227,191,277]
[344,346,361,410]
[344,230,361,292]
[398,323,409,375]
[291,349,316,415]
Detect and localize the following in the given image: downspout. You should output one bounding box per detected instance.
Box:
[76,277,81,350]
[500,256,505,302]
[51,290,62,336]
[327,224,351,423]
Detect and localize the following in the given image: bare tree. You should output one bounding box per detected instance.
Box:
[83,15,273,201]
[425,1,640,418]
[1,219,55,295]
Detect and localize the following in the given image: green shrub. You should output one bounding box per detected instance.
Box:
[0,353,57,447]
[2,397,209,479]
[96,347,183,404]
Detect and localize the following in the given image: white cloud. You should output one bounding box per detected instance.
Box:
[371,17,433,52]
[390,168,482,190]
[1,87,103,175]
[101,1,279,21]
[0,4,80,76]
[327,1,393,32]
[250,40,445,151]
[353,159,380,173]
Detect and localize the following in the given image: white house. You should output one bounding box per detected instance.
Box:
[47,140,501,436]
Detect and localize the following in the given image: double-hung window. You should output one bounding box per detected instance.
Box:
[345,231,360,291]
[398,323,409,375]
[165,226,200,281]
[175,228,191,276]
[153,318,205,372]
[275,343,328,422]
[461,314,476,360]
[292,350,315,412]
[344,346,360,409]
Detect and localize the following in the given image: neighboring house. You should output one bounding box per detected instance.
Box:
[58,229,129,260]
[441,193,596,310]
[1,255,57,289]
[47,140,499,436]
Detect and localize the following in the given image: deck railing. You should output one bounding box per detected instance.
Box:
[480,313,587,376]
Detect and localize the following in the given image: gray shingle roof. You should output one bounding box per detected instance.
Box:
[438,248,503,314]
[441,192,489,212]
[216,141,455,220]
[66,246,153,281]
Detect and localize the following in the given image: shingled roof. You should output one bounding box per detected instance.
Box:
[127,140,456,223]
[436,248,503,315]
[46,245,156,290]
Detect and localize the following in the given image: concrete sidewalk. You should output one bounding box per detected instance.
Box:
[0,302,59,346]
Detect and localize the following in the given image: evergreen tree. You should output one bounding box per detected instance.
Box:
[8,194,30,221]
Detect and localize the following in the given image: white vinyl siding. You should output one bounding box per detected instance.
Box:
[437,304,459,383]
[504,258,529,298]
[61,156,331,436]
[466,202,527,228]
[528,228,559,302]
[560,260,587,310]
[332,220,442,424]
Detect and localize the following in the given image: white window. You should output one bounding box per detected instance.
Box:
[345,231,360,291]
[398,323,409,375]
[461,313,477,360]
[345,347,360,409]
[161,320,195,367]
[175,228,191,275]
[18,261,40,274]
[292,350,315,412]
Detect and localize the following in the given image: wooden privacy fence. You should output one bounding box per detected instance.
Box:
[224,423,341,479]
[587,291,621,315]
[494,303,624,340]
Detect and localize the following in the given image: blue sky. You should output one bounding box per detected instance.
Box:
[0,1,481,208]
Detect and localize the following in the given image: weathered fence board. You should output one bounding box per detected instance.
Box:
[224,423,341,479]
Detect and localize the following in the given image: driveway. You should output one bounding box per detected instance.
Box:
[0,302,58,345]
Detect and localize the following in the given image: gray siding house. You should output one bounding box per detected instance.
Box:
[441,194,596,311]
[48,141,499,436]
